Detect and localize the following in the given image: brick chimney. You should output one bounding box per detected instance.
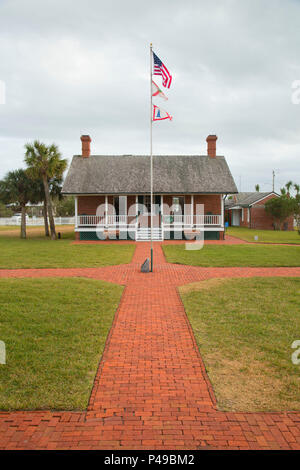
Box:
[81,135,91,158]
[206,134,217,158]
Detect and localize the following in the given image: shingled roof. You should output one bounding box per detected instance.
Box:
[62,154,238,195]
[225,192,278,208]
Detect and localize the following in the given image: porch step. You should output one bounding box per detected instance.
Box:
[136,228,163,241]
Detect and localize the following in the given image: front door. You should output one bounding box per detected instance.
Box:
[137,195,161,228]
[113,196,127,225]
[172,196,185,223]
[232,209,240,226]
[113,196,120,216]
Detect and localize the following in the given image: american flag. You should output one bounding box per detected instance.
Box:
[153,51,172,89]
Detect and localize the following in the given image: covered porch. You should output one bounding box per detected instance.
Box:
[75,194,224,241]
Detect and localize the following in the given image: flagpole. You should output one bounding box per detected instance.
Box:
[150,43,153,272]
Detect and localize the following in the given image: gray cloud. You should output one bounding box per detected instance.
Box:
[0,0,300,192]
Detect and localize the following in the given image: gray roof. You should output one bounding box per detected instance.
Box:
[62,154,238,195]
[225,192,278,208]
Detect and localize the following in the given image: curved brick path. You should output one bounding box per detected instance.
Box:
[0,242,300,450]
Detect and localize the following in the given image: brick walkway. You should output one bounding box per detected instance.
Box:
[0,242,300,450]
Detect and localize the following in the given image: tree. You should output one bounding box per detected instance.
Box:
[0,169,39,238]
[34,176,64,237]
[265,191,294,230]
[293,184,300,234]
[255,184,260,192]
[280,187,287,196]
[0,202,13,217]
[55,196,75,217]
[285,180,293,195]
[24,141,67,240]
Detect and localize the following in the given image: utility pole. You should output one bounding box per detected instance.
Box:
[272,170,275,192]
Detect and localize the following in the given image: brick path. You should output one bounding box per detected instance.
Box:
[0,242,300,450]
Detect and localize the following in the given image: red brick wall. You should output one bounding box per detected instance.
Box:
[250,194,294,230]
[193,194,221,214]
[107,196,114,215]
[78,196,105,214]
[161,195,220,215]
[127,195,136,224]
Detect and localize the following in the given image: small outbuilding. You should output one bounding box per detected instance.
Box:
[225,192,294,230]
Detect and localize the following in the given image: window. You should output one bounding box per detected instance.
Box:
[144,195,151,214]
[172,196,184,214]
[137,195,161,214]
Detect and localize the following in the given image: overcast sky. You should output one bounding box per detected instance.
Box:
[0,0,300,192]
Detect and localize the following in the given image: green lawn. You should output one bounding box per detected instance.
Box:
[0,278,123,410]
[0,226,20,232]
[228,226,300,244]
[0,236,135,269]
[163,244,300,267]
[180,277,300,412]
[0,224,75,236]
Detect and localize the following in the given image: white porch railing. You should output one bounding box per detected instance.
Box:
[76,214,222,227]
[77,215,129,226]
[195,214,222,225]
[162,214,222,226]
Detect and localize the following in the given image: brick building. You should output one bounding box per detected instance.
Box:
[62,134,238,241]
[225,192,294,230]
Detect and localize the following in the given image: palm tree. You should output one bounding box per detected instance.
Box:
[255,184,260,192]
[285,180,293,195]
[0,169,39,238]
[33,176,64,237]
[280,187,287,196]
[294,184,300,234]
[24,141,67,240]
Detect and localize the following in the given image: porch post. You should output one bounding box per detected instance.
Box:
[161,195,164,240]
[75,196,78,229]
[191,195,194,227]
[105,195,108,227]
[220,194,224,227]
[135,195,138,240]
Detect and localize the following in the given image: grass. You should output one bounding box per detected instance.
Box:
[180,277,300,412]
[0,234,135,269]
[0,226,20,232]
[0,224,75,237]
[228,226,300,244]
[0,278,123,410]
[163,244,300,267]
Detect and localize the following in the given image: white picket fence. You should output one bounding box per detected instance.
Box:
[0,217,75,226]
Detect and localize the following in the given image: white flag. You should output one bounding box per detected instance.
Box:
[152,104,172,122]
[152,80,168,100]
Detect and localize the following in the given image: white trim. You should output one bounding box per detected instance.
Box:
[75,196,78,229]
[65,192,233,197]
[220,194,224,227]
[75,226,225,233]
[123,195,127,221]
[105,195,108,227]
[161,195,164,238]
